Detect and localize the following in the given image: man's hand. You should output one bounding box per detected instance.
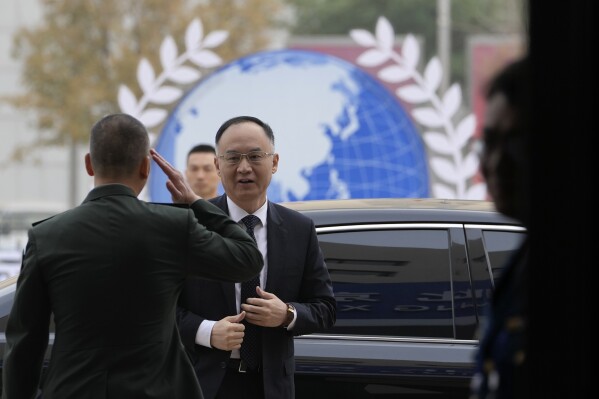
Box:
[150,148,201,204]
[210,312,246,351]
[241,287,288,327]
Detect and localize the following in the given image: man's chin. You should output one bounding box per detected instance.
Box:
[234,183,257,193]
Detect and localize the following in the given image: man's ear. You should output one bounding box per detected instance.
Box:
[85,153,94,176]
[140,155,151,179]
[271,153,279,174]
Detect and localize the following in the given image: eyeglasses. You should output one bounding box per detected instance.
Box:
[218,151,274,165]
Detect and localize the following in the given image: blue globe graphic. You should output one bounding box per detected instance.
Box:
[150,49,430,202]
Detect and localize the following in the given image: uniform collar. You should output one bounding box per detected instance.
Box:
[82,184,138,204]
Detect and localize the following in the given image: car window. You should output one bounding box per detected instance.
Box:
[482,230,526,284]
[466,228,526,339]
[317,229,454,338]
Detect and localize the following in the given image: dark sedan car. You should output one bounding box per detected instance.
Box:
[0,198,524,397]
[280,198,525,398]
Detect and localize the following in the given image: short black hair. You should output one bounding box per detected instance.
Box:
[215,116,275,147]
[187,144,216,161]
[485,57,531,120]
[89,113,149,178]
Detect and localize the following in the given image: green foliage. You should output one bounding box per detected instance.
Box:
[289,0,526,89]
[291,0,436,37]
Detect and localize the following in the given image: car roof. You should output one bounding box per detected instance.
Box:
[279,198,521,226]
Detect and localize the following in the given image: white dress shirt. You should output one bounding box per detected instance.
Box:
[195,198,269,358]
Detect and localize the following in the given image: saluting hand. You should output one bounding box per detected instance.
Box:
[150,148,201,204]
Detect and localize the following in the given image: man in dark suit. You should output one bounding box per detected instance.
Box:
[1,113,263,399]
[177,115,337,399]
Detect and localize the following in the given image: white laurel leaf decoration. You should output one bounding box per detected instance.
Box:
[462,152,480,177]
[356,48,389,67]
[375,15,395,53]
[185,19,203,51]
[149,86,183,104]
[396,85,429,103]
[118,85,137,115]
[424,57,442,93]
[455,114,476,147]
[140,108,168,128]
[120,15,484,200]
[378,65,411,83]
[169,66,201,84]
[352,16,483,199]
[203,31,229,49]
[433,182,456,199]
[412,107,443,127]
[117,17,228,143]
[401,34,420,69]
[431,158,458,184]
[467,183,487,200]
[442,84,461,118]
[189,50,222,68]
[160,36,178,70]
[423,131,453,155]
[138,59,156,94]
[349,29,377,47]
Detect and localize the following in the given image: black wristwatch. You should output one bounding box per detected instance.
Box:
[280,303,295,328]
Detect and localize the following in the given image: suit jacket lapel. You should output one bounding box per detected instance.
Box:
[265,201,287,292]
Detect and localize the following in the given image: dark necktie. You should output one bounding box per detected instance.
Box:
[240,214,262,370]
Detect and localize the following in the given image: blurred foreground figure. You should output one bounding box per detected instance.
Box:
[1,113,262,399]
[471,57,531,398]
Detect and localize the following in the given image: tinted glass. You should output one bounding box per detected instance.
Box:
[318,229,453,338]
[469,229,526,338]
[482,230,526,284]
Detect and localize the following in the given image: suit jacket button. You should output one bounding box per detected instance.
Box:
[219,361,227,369]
